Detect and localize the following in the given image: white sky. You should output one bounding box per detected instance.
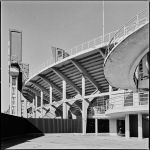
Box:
[1,1,148,112]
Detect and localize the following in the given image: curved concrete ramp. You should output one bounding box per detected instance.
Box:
[104,23,149,91]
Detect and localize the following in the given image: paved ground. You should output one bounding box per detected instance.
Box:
[3,134,149,149]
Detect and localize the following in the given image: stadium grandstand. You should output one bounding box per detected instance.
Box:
[7,8,149,139]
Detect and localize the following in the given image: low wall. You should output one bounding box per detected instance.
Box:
[1,113,82,140]
[27,118,82,133]
[1,113,43,140]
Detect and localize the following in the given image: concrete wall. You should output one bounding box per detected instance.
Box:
[1,113,43,140]
[109,119,117,136]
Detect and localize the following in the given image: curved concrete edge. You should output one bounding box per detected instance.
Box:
[24,43,107,87]
[105,105,149,117]
[129,48,149,91]
[103,23,149,90]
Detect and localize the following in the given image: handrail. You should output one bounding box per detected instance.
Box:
[30,29,118,77]
[107,9,149,56]
[107,92,149,110]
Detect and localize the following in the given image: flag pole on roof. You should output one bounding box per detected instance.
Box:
[102,0,105,42]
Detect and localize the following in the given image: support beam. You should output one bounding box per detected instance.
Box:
[9,76,12,115]
[30,81,59,101]
[51,67,82,94]
[38,75,81,115]
[23,93,34,103]
[98,49,106,59]
[35,95,37,118]
[38,74,70,98]
[95,118,98,136]
[32,97,35,118]
[23,91,35,100]
[82,75,88,135]
[138,113,143,139]
[49,85,53,104]
[15,76,18,116]
[38,75,62,95]
[41,91,43,118]
[24,87,49,102]
[63,80,67,119]
[125,114,130,138]
[71,59,103,91]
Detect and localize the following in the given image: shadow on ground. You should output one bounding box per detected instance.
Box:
[1,133,44,150]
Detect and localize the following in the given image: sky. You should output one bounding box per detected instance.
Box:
[1,1,149,112]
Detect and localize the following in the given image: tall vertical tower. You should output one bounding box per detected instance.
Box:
[8,29,29,117]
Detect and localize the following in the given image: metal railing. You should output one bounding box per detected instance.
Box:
[106,9,149,56]
[30,9,148,77]
[30,29,118,77]
[106,91,149,110]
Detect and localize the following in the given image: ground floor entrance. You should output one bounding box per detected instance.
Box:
[86,119,109,133]
[117,119,125,136]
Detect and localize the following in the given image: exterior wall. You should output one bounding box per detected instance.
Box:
[109,119,117,136]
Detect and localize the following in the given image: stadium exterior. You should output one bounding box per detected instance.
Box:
[8,9,149,139]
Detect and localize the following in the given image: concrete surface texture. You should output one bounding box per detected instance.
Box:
[104,23,149,91]
[6,134,149,149]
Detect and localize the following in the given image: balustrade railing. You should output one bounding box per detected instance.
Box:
[30,29,118,77]
[107,9,149,56]
[106,91,149,111]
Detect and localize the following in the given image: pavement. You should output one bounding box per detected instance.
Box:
[2,133,149,149]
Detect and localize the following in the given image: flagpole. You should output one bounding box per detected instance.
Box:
[102,0,104,42]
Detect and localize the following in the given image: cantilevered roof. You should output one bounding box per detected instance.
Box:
[22,42,112,116]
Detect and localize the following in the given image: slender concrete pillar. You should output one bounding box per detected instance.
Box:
[32,98,35,118]
[138,113,143,139]
[95,118,98,136]
[35,95,37,118]
[108,85,113,110]
[63,80,67,119]
[125,114,130,138]
[9,76,12,115]
[41,91,43,118]
[82,74,87,135]
[15,76,18,116]
[25,98,27,118]
[49,85,53,104]
[109,119,117,136]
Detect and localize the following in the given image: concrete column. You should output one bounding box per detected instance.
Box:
[15,76,18,116]
[108,85,113,109]
[82,74,87,135]
[41,91,43,118]
[33,97,36,118]
[125,114,130,138]
[49,85,53,104]
[9,76,12,115]
[138,113,143,139]
[109,119,117,136]
[35,95,37,118]
[25,98,27,118]
[32,98,35,118]
[95,118,98,136]
[63,80,67,119]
